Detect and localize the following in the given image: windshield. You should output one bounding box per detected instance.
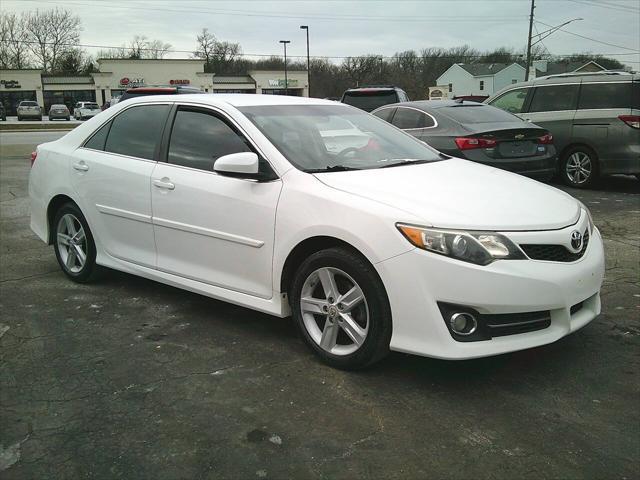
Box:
[239,104,442,172]
[342,91,398,112]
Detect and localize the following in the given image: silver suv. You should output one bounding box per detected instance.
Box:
[17,100,42,121]
[486,72,639,188]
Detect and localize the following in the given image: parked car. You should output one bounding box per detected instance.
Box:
[486,71,640,187]
[340,85,409,112]
[48,104,71,121]
[73,102,101,121]
[29,95,604,369]
[372,100,557,181]
[0,103,6,121]
[17,101,42,121]
[118,85,203,103]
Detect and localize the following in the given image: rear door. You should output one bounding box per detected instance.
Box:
[150,105,282,298]
[572,81,637,171]
[521,83,580,154]
[71,103,170,267]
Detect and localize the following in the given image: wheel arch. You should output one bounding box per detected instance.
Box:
[279,236,374,297]
[559,141,599,163]
[46,194,79,244]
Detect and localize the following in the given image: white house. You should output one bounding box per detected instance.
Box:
[435,63,526,98]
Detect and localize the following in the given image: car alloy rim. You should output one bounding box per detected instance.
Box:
[300,267,369,356]
[56,213,87,273]
[566,152,592,184]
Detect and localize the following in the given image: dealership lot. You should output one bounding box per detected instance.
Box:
[1,131,639,479]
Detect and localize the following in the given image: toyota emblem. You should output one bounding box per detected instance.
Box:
[570,230,583,251]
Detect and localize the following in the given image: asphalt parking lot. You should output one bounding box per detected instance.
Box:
[1,131,639,479]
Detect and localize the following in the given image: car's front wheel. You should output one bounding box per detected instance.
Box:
[561,146,599,188]
[53,203,100,283]
[290,247,392,370]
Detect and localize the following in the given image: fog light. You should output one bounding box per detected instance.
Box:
[450,312,477,335]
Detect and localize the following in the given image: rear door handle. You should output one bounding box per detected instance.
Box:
[153,178,175,190]
[73,161,89,172]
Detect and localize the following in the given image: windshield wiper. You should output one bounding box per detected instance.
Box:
[378,159,432,169]
[306,165,362,173]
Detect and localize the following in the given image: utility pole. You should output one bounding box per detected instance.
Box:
[300,26,310,97]
[525,0,535,81]
[279,40,290,95]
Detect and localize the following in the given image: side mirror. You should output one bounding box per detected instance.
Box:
[214,152,259,178]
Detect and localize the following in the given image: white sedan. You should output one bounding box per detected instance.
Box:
[28,94,605,369]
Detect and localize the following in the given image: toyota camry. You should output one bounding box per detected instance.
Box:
[29,94,605,369]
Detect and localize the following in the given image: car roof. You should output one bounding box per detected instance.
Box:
[374,100,486,112]
[119,93,341,108]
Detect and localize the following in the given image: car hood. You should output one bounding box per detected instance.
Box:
[314,158,580,231]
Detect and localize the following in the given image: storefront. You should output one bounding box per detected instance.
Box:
[0,70,43,115]
[42,76,96,112]
[1,61,308,115]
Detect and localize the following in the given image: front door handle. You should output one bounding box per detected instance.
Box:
[153,178,175,190]
[73,161,89,172]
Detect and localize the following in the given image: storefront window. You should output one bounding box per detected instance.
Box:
[261,89,302,96]
[213,89,256,94]
[44,90,95,113]
[0,91,38,115]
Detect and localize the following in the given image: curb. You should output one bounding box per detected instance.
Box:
[0,123,80,132]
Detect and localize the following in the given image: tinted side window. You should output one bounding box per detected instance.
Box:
[84,120,111,151]
[372,108,396,122]
[168,108,251,171]
[529,85,579,112]
[578,82,633,110]
[392,108,432,129]
[104,104,170,160]
[489,88,528,113]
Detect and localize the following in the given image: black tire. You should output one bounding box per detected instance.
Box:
[560,145,599,189]
[290,247,392,370]
[53,202,100,283]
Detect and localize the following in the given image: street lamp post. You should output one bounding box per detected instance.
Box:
[300,25,310,97]
[279,40,291,95]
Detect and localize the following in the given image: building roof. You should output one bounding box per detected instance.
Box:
[213,75,254,84]
[42,76,94,85]
[535,60,606,76]
[457,63,512,76]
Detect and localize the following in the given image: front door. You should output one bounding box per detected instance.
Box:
[71,103,170,267]
[151,106,282,298]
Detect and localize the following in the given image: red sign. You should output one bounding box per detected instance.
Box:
[120,77,130,86]
[169,79,190,85]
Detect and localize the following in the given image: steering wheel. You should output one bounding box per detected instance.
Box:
[336,147,361,159]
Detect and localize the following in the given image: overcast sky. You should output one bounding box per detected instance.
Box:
[5,0,640,67]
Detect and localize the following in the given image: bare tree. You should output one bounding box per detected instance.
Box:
[146,39,172,59]
[0,12,31,69]
[25,8,81,72]
[128,35,148,59]
[193,28,216,65]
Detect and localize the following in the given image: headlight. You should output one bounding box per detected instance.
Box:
[577,201,594,234]
[397,224,526,265]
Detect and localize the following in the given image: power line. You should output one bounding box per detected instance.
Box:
[534,20,640,52]
[566,0,640,13]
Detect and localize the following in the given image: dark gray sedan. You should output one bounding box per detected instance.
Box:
[372,100,557,181]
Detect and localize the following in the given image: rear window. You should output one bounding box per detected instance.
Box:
[84,103,99,110]
[342,90,398,112]
[20,101,38,107]
[578,82,634,110]
[440,105,518,124]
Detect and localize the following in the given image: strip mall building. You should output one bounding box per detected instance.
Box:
[0,58,309,115]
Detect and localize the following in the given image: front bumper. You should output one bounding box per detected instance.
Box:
[376,226,605,359]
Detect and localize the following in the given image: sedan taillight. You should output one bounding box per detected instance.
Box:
[30,151,37,167]
[619,115,640,129]
[455,137,497,150]
[537,133,553,144]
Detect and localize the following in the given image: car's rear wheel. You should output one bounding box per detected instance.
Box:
[561,146,599,188]
[290,247,392,370]
[53,203,100,283]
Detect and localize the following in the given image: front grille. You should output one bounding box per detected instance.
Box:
[520,230,589,262]
[483,311,551,337]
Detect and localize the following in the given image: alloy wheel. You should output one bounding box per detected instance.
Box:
[56,213,88,273]
[566,151,592,185]
[300,267,369,356]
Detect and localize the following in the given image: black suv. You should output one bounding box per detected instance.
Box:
[340,85,409,112]
[119,85,203,102]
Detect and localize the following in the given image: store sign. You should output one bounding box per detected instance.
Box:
[268,79,298,88]
[119,77,145,88]
[169,79,190,85]
[0,79,21,89]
